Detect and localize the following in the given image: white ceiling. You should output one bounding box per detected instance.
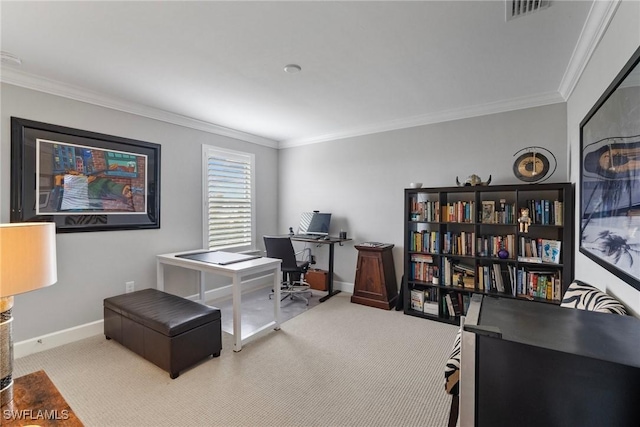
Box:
[1,1,601,148]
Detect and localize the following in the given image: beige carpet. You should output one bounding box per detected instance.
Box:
[13,293,458,427]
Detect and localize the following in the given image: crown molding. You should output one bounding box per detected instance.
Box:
[0,67,279,149]
[279,91,564,148]
[558,0,621,100]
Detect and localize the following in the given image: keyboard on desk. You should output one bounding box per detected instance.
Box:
[293,234,323,240]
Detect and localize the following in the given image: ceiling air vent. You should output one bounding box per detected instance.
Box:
[506,0,550,21]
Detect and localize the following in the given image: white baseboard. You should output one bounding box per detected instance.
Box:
[15,277,354,359]
[14,320,104,359]
[334,280,354,295]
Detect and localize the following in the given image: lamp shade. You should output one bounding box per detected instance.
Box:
[0,222,57,298]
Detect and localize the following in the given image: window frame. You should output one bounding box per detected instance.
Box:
[202,144,256,252]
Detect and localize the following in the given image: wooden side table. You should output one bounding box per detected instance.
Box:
[351,243,398,310]
[1,370,83,426]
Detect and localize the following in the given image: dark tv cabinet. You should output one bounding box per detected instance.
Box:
[462,296,640,427]
[403,183,574,324]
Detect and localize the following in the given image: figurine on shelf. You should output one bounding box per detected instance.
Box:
[518,208,532,233]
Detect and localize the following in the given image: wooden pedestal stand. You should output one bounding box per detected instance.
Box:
[351,243,398,310]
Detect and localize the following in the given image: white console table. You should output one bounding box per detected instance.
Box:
[156,250,282,352]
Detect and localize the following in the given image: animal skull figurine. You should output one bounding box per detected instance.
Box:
[456,174,492,187]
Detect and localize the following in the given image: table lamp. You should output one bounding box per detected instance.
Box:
[0,222,57,408]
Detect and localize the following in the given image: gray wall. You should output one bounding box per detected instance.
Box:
[1,84,279,341]
[278,103,569,290]
[4,0,639,342]
[567,0,640,315]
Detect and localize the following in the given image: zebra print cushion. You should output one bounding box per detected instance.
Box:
[444,328,461,396]
[561,281,627,315]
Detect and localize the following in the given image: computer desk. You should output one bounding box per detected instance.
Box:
[156,249,282,352]
[290,236,352,302]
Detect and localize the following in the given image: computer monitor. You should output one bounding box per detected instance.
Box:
[297,212,331,236]
[307,212,331,235]
[297,212,314,234]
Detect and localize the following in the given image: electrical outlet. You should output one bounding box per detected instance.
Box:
[125,281,135,293]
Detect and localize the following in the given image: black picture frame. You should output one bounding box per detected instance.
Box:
[11,117,161,233]
[579,46,640,290]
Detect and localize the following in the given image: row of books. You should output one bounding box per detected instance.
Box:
[433,259,562,301]
[525,270,562,301]
[524,199,563,225]
[476,264,562,301]
[409,196,564,226]
[409,230,439,253]
[481,200,518,224]
[409,288,471,317]
[452,262,475,288]
[409,254,438,282]
[410,232,517,259]
[409,197,440,222]
[420,234,515,259]
[477,264,513,294]
[441,201,476,223]
[410,288,440,315]
[440,258,476,288]
[410,199,478,223]
[442,231,475,256]
[444,292,471,318]
[476,234,516,258]
[518,238,561,264]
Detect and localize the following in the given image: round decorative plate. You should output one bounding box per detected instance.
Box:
[513,151,550,182]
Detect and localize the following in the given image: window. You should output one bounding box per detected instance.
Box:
[202,145,255,251]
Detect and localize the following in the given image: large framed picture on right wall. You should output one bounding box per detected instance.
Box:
[580,45,640,291]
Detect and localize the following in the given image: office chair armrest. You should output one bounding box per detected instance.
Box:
[295,247,312,263]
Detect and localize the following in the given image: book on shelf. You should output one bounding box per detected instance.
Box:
[477,234,515,258]
[479,263,514,295]
[442,257,452,286]
[453,262,475,289]
[518,256,542,263]
[440,200,475,223]
[520,236,541,260]
[525,199,564,225]
[443,231,476,255]
[462,294,471,314]
[481,200,495,223]
[411,230,440,253]
[506,264,517,297]
[540,239,561,263]
[491,264,505,293]
[423,301,439,315]
[554,200,563,225]
[444,293,462,317]
[410,289,424,311]
[411,253,433,263]
[520,268,562,301]
[422,288,439,315]
[451,294,463,316]
[410,254,438,282]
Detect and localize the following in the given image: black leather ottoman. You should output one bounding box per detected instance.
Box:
[104,288,221,379]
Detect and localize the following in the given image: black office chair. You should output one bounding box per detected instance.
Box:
[263,235,313,305]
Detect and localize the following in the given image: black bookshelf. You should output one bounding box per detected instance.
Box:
[403,183,574,324]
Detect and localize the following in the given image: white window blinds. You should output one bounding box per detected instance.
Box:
[202,146,255,251]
